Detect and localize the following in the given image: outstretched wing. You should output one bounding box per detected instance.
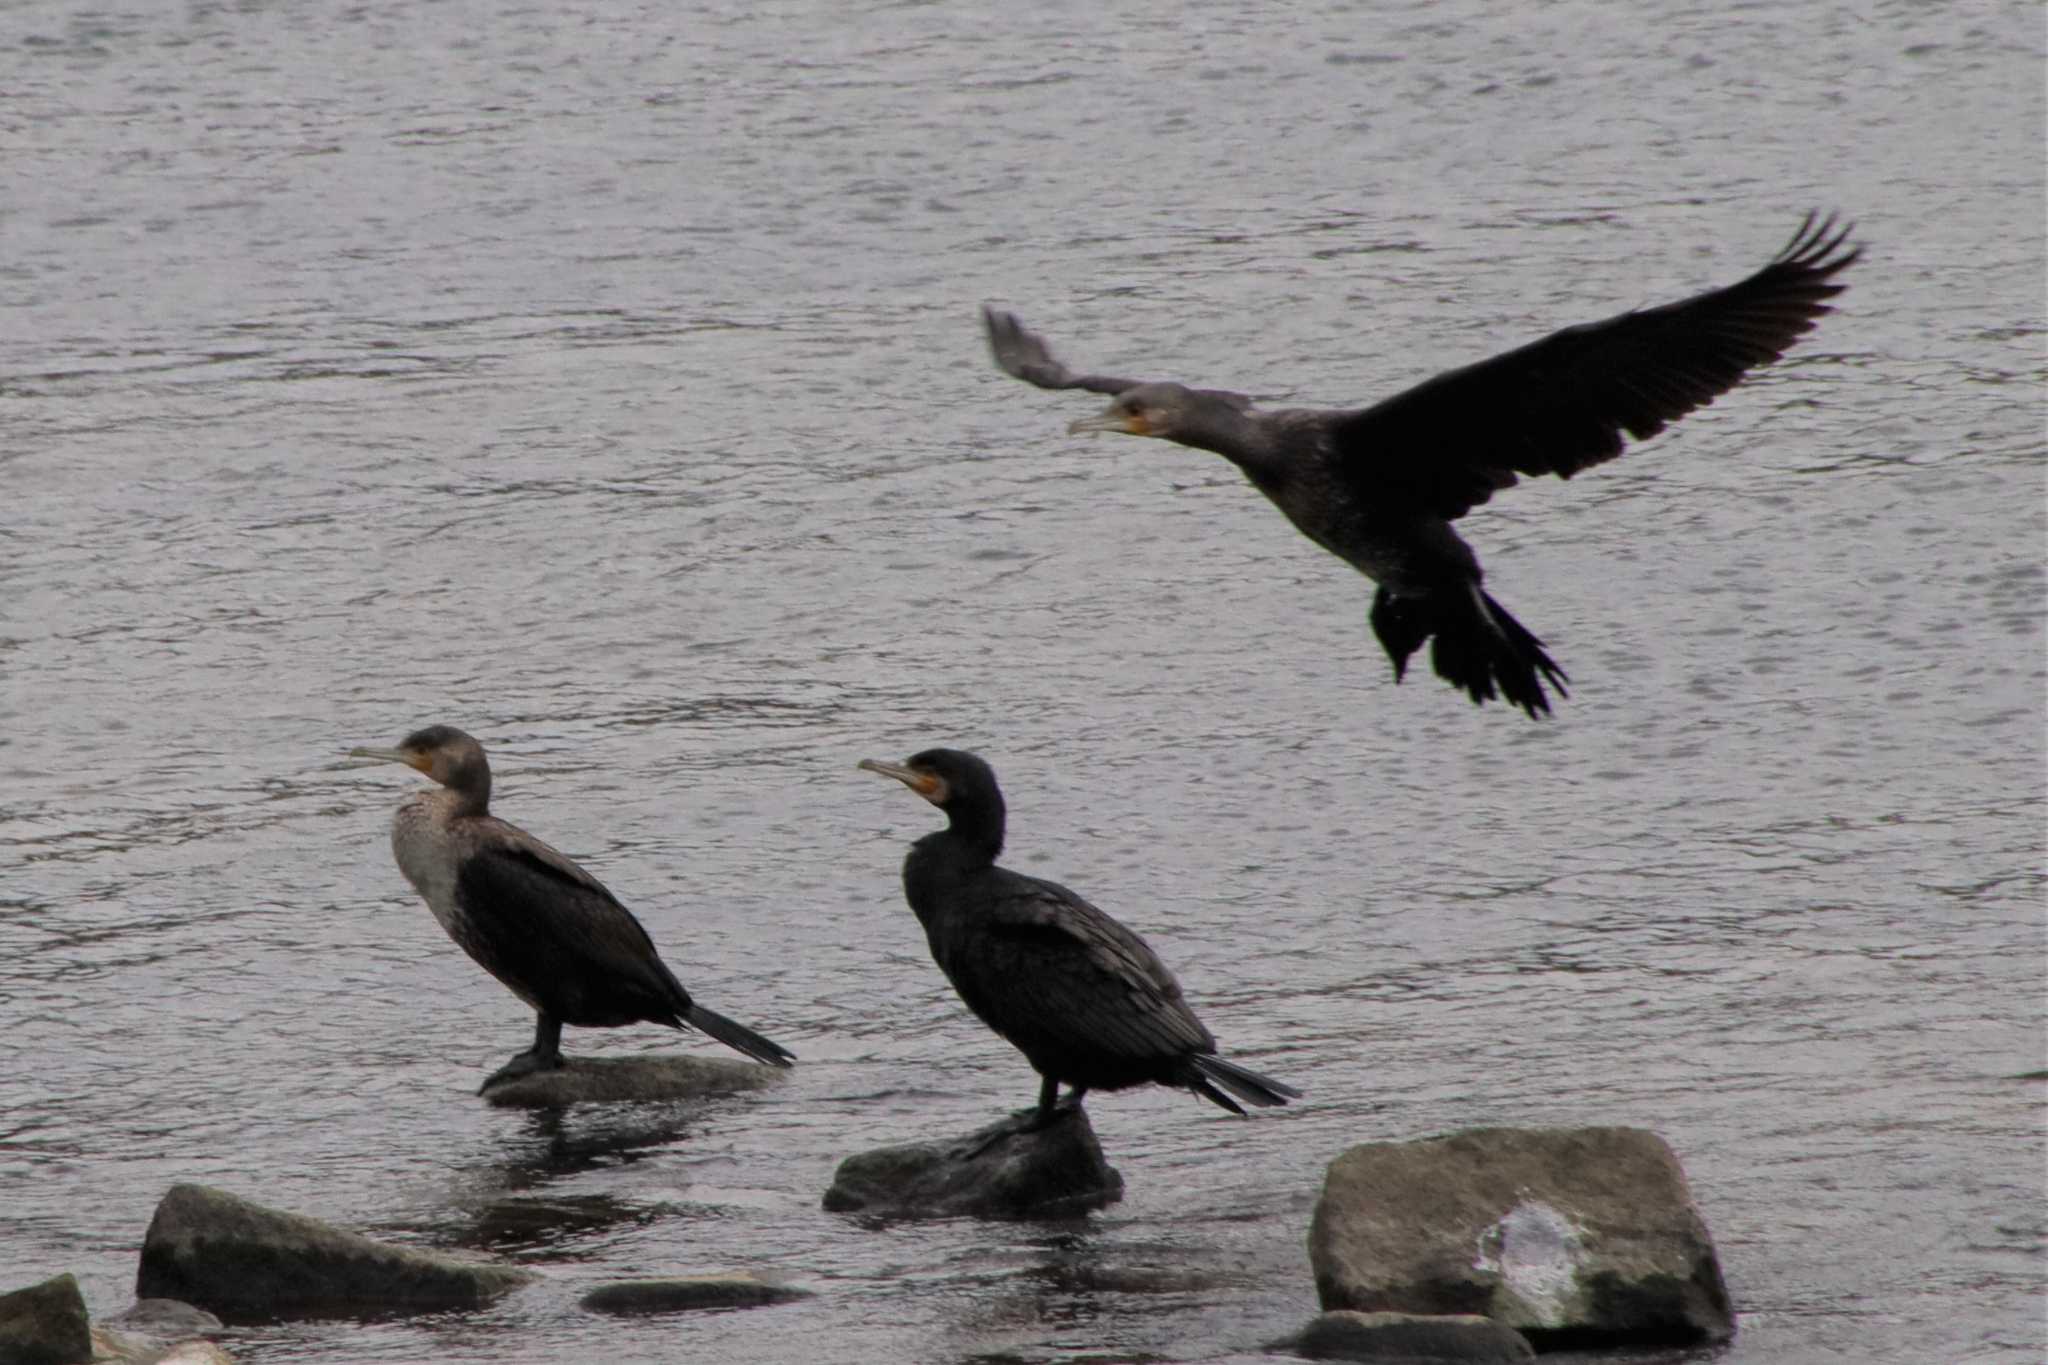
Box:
[452,833,687,1022]
[983,306,1146,396]
[937,870,1214,1071]
[1331,212,1860,520]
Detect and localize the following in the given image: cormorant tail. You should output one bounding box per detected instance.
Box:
[684,1002,796,1068]
[1371,584,1569,719]
[1187,1053,1300,1114]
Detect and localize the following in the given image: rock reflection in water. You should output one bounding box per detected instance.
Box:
[400,1105,709,1258]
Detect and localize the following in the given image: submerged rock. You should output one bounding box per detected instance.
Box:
[1308,1126,1733,1348]
[102,1301,224,1338]
[823,1107,1124,1219]
[580,1273,812,1315]
[479,1053,784,1108]
[1281,1310,1535,1361]
[136,1184,538,1322]
[92,1299,231,1364]
[0,1273,91,1365]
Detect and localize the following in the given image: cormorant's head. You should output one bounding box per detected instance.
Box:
[350,724,492,805]
[860,748,1007,854]
[1068,382,1253,443]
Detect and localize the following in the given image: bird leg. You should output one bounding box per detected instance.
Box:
[479,1013,566,1093]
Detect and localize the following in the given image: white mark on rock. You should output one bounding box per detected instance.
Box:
[1472,1199,1586,1325]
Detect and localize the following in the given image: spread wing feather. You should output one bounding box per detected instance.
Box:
[983,306,1144,396]
[1330,212,1860,519]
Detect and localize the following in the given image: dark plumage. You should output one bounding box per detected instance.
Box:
[859,748,1297,1139]
[350,725,793,1089]
[985,212,1861,717]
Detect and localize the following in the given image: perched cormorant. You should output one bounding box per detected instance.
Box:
[859,748,1297,1140]
[350,725,794,1088]
[985,212,1860,717]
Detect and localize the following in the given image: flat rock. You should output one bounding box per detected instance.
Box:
[137,1184,538,1322]
[580,1273,812,1315]
[1309,1127,1732,1349]
[1024,1261,1233,1295]
[480,1053,784,1108]
[1282,1310,1535,1361]
[0,1273,92,1365]
[823,1107,1124,1219]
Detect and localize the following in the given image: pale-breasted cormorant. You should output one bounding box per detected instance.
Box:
[984,212,1860,717]
[350,725,794,1088]
[859,748,1297,1139]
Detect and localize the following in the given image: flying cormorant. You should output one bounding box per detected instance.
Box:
[984,212,1860,717]
[350,725,794,1089]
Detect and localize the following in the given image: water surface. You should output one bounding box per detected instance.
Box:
[3,2,2043,1362]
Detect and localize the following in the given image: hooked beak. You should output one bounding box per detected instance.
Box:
[859,758,947,804]
[349,745,428,773]
[1067,407,1150,437]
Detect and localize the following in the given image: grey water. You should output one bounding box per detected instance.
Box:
[3,2,2042,1362]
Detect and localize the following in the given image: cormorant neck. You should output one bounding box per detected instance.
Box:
[939,788,1006,866]
[1170,402,1281,477]
[447,774,490,818]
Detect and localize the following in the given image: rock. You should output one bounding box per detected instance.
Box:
[1309,1127,1733,1348]
[579,1273,812,1315]
[136,1184,538,1322]
[0,1273,92,1365]
[142,1346,233,1365]
[91,1299,230,1364]
[102,1301,223,1338]
[1024,1261,1233,1295]
[1281,1310,1535,1361]
[822,1107,1124,1219]
[479,1053,784,1108]
[91,1326,236,1364]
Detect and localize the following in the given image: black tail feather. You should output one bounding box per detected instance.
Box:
[684,1002,796,1068]
[1370,584,1569,719]
[1187,1053,1300,1114]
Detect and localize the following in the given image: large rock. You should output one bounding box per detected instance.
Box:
[137,1184,538,1322]
[0,1273,91,1365]
[1309,1127,1733,1348]
[479,1053,783,1108]
[823,1107,1124,1219]
[580,1273,812,1315]
[1281,1311,1535,1361]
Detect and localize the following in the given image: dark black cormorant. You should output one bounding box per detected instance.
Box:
[859,748,1297,1138]
[350,725,794,1088]
[985,213,1860,717]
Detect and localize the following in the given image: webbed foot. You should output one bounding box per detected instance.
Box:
[479,1048,565,1094]
[953,1098,1082,1159]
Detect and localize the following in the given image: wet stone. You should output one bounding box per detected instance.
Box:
[136,1184,538,1322]
[91,1326,236,1364]
[1308,1126,1733,1349]
[92,1299,231,1364]
[1282,1310,1536,1361]
[580,1273,812,1315]
[823,1106,1124,1219]
[102,1300,224,1338]
[479,1053,784,1108]
[0,1273,92,1365]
